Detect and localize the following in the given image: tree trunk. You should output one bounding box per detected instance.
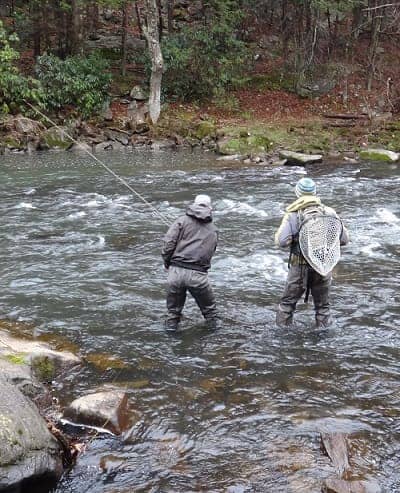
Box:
[121,1,129,76]
[67,0,81,55]
[143,0,163,124]
[352,3,364,40]
[367,0,382,91]
[32,1,41,58]
[167,0,174,32]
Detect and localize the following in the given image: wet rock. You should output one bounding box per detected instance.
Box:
[321,432,350,478]
[322,478,382,493]
[94,140,126,152]
[0,377,62,491]
[64,390,131,434]
[68,141,93,153]
[272,158,288,166]
[216,154,244,161]
[150,139,176,150]
[0,358,42,398]
[359,148,399,162]
[280,150,323,165]
[0,330,82,382]
[85,352,129,371]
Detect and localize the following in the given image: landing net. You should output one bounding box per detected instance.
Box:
[299,215,342,276]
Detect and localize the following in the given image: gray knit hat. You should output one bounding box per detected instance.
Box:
[295,178,317,197]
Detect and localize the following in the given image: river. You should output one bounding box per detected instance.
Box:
[0,149,399,492]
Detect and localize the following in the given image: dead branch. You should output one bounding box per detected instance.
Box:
[322,113,369,120]
[362,3,400,11]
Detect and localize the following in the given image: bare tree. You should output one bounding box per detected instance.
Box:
[139,0,164,124]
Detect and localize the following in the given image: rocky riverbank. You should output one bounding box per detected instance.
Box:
[0,320,136,492]
[1,96,400,166]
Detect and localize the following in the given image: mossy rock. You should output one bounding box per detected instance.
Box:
[359,148,399,162]
[1,137,24,149]
[4,353,26,365]
[194,121,216,140]
[41,127,72,150]
[218,134,272,155]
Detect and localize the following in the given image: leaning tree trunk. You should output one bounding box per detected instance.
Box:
[143,0,163,124]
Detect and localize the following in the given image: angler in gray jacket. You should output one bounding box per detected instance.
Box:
[162,194,218,332]
[275,178,349,328]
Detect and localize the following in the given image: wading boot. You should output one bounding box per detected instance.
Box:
[205,317,220,331]
[165,320,179,333]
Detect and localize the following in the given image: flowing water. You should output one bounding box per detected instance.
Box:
[0,149,399,492]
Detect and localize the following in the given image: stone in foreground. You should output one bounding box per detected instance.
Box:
[0,377,62,491]
[64,390,130,434]
[279,150,323,165]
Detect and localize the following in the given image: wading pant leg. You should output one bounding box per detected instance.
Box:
[166,266,187,325]
[187,270,217,322]
[311,271,332,328]
[276,265,306,326]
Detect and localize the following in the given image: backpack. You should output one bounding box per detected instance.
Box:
[297,205,343,276]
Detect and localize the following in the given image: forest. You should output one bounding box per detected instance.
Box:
[1,0,400,150]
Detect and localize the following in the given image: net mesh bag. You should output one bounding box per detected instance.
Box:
[299,214,342,276]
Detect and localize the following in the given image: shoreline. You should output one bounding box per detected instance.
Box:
[1,112,399,165]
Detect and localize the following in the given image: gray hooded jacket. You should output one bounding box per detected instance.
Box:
[162,204,218,272]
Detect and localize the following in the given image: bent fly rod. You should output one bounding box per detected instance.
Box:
[23,100,172,227]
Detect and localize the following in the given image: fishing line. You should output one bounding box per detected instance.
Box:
[23,100,172,227]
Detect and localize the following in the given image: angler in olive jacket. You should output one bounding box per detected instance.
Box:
[162,194,218,332]
[275,178,349,328]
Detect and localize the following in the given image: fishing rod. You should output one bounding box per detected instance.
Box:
[23,100,172,227]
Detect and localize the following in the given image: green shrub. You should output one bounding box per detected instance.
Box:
[35,53,112,118]
[161,1,249,101]
[0,20,40,114]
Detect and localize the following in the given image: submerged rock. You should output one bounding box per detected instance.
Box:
[359,148,399,162]
[0,377,62,491]
[64,390,131,434]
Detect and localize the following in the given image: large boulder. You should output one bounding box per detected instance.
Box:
[3,115,45,137]
[279,150,323,165]
[40,126,74,150]
[63,390,131,435]
[0,377,62,491]
[359,148,399,162]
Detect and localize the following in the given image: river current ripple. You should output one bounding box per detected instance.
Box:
[0,150,399,492]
